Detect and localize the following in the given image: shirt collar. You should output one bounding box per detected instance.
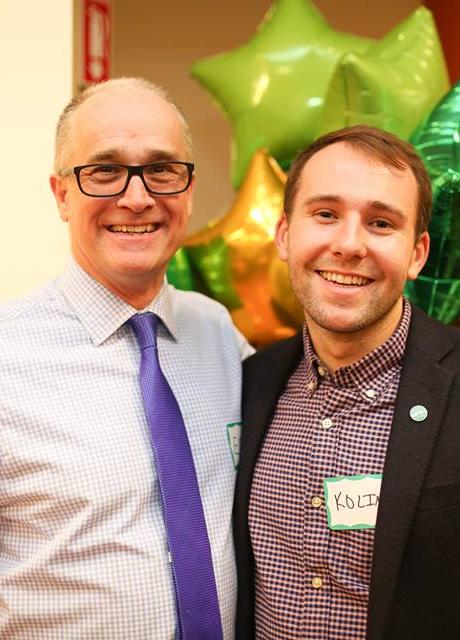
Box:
[302,299,412,394]
[58,259,178,345]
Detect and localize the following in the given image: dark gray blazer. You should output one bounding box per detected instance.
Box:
[234,306,460,640]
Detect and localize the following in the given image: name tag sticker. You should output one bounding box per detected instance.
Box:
[324,473,382,530]
[226,422,242,469]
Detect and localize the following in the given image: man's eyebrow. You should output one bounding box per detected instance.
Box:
[368,200,406,220]
[85,149,125,163]
[302,194,342,207]
[143,151,180,163]
[85,149,179,164]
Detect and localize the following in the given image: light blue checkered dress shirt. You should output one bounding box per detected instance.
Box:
[0,260,252,639]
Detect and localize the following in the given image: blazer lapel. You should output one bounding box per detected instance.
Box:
[367,311,455,640]
[239,333,304,500]
[234,333,304,638]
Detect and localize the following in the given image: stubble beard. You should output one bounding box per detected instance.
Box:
[289,267,404,336]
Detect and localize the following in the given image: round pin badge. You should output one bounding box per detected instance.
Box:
[409,405,428,422]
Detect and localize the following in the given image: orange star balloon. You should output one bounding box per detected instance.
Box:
[185,149,302,345]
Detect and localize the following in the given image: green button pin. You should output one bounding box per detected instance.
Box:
[410,405,428,422]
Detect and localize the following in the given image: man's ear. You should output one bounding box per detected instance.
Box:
[185,175,196,219]
[407,231,430,281]
[275,212,289,262]
[50,174,71,222]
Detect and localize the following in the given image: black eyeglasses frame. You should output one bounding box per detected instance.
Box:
[68,161,195,197]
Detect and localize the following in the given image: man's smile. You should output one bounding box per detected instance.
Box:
[317,270,373,286]
[107,223,160,234]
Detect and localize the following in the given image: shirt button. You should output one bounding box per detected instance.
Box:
[311,496,322,508]
[307,381,315,391]
[312,577,323,589]
[365,389,377,399]
[321,417,333,429]
[317,366,326,377]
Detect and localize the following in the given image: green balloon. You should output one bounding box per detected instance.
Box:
[320,7,449,140]
[411,81,460,180]
[167,242,242,311]
[187,238,242,310]
[405,83,460,324]
[192,0,373,188]
[404,170,460,324]
[166,248,196,291]
[427,171,460,282]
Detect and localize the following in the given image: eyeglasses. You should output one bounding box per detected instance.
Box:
[61,162,195,197]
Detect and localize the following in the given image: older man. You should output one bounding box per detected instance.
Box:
[235,125,460,640]
[0,77,251,639]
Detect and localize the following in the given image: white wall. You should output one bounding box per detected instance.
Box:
[0,1,73,302]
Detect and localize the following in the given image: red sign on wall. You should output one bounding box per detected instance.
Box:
[83,0,111,84]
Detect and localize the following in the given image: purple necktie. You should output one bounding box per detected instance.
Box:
[128,313,223,640]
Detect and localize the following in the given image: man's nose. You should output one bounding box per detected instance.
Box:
[330,218,367,259]
[116,175,155,212]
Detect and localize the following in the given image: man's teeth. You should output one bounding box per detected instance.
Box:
[319,271,370,286]
[109,224,158,233]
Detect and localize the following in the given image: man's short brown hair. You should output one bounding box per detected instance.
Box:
[283,125,432,237]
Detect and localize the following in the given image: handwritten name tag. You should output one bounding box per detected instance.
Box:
[324,474,382,530]
[226,422,242,469]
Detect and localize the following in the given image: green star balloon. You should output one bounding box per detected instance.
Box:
[320,7,449,140]
[167,240,242,309]
[405,82,460,324]
[411,81,460,180]
[166,248,196,292]
[191,0,373,188]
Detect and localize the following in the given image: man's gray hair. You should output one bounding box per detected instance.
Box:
[54,77,193,172]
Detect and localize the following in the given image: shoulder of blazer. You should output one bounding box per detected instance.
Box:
[367,306,460,640]
[242,332,304,401]
[406,305,460,371]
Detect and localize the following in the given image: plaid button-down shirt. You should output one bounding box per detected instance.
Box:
[249,301,411,639]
